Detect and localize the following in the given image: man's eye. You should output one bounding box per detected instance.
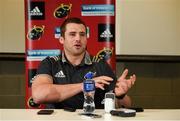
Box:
[69,33,76,36]
[80,33,86,37]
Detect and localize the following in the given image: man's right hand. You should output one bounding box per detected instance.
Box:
[92,76,113,90]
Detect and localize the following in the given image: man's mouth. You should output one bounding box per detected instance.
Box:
[74,44,81,48]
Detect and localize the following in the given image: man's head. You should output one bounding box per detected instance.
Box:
[59,17,87,56]
[60,17,87,38]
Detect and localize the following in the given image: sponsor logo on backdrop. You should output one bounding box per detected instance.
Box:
[93,47,113,62]
[86,27,90,38]
[27,49,61,61]
[81,4,114,16]
[27,25,45,40]
[28,1,45,20]
[54,4,72,18]
[98,24,115,42]
[54,26,89,39]
[28,69,37,87]
[54,27,61,39]
[27,97,41,108]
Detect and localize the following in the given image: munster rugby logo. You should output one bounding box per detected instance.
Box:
[93,47,113,62]
[27,25,45,40]
[54,4,72,18]
[27,97,41,108]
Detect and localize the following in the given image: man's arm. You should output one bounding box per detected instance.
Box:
[32,74,83,104]
[115,95,132,108]
[32,73,115,104]
[114,69,136,108]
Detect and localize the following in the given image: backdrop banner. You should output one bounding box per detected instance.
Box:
[25,0,115,108]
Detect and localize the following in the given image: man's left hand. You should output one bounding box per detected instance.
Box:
[114,69,136,97]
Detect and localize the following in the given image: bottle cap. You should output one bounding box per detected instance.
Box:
[84,72,94,79]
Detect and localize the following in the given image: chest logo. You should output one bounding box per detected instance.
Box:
[55,70,66,78]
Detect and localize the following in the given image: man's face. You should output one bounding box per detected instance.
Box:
[60,23,87,56]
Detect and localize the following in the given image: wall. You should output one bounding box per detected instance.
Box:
[0,60,25,108]
[116,62,180,108]
[1,0,180,55]
[116,0,180,55]
[0,0,24,53]
[178,0,180,49]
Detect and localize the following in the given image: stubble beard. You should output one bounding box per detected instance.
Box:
[65,46,86,56]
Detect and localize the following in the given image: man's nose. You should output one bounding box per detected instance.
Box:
[75,34,81,41]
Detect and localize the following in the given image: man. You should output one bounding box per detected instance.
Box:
[32,17,136,109]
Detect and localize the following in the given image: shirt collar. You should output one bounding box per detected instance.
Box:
[61,52,67,63]
[61,51,92,65]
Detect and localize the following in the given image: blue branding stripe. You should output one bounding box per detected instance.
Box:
[81,5,114,16]
[82,5,114,11]
[27,49,61,61]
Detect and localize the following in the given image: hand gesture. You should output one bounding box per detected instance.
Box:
[93,76,113,90]
[114,69,136,96]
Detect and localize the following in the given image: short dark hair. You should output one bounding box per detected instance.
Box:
[60,17,87,37]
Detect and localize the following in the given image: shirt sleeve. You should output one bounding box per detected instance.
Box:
[36,57,53,76]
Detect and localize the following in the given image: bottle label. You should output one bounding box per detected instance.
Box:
[84,81,95,92]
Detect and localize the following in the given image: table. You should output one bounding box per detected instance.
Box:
[0,109,180,121]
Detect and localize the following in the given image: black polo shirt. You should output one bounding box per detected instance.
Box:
[36,51,117,109]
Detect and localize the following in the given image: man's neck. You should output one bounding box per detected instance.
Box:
[64,51,85,66]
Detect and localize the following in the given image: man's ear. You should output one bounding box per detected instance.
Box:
[59,36,64,44]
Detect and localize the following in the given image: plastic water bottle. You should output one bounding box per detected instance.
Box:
[83,72,95,114]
